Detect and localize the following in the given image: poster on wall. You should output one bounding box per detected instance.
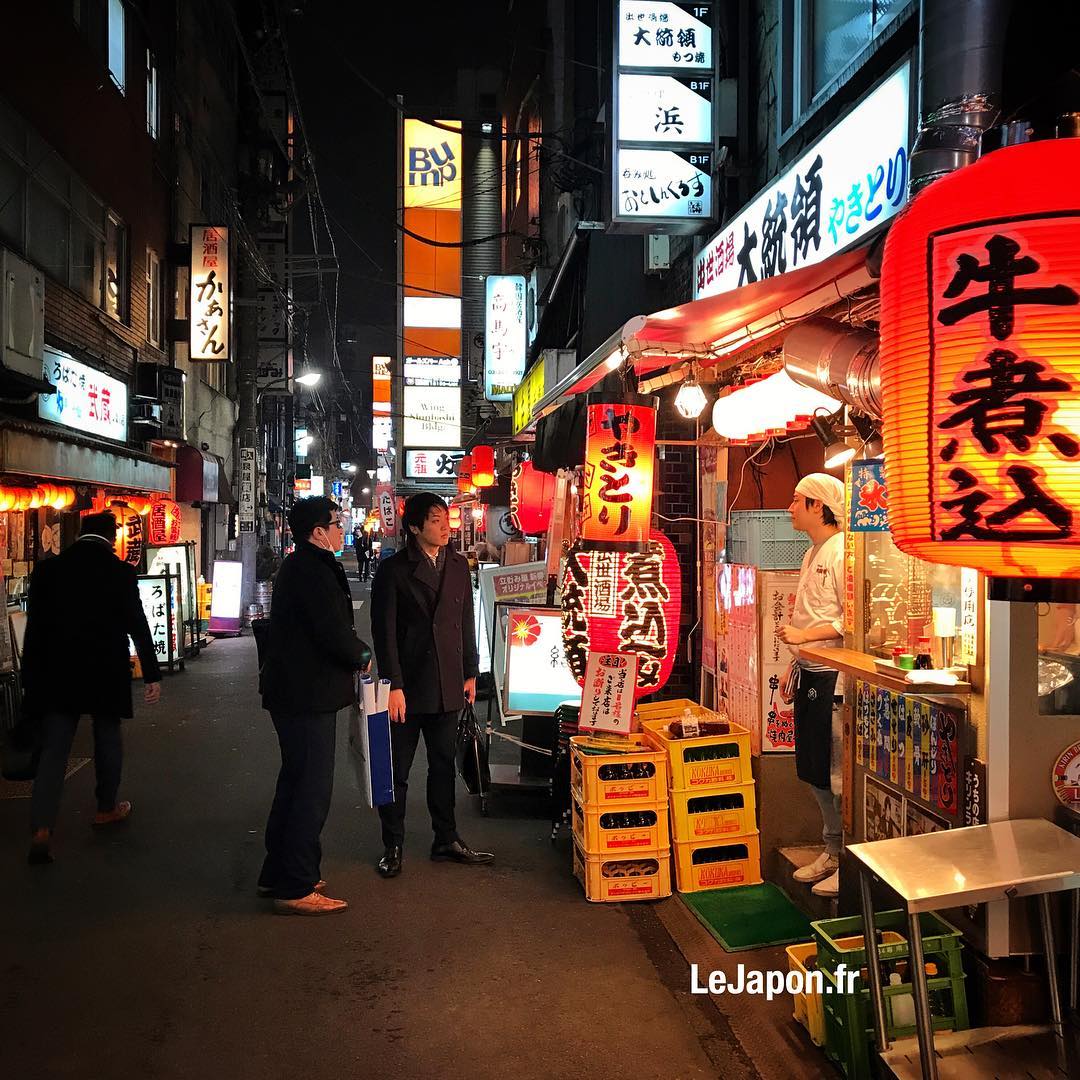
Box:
[849,460,889,532]
[864,777,904,843]
[759,573,798,752]
[904,800,950,837]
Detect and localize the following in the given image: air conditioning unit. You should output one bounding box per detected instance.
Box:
[0,248,45,379]
[130,402,162,426]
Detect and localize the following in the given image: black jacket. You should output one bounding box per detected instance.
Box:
[370,544,478,714]
[259,542,371,714]
[21,536,162,719]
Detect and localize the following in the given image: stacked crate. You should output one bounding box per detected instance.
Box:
[639,700,762,893]
[569,733,672,902]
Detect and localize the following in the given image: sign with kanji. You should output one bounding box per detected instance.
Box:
[616,148,713,221]
[580,650,640,735]
[617,2,713,71]
[39,347,128,441]
[484,276,527,401]
[238,448,256,533]
[404,449,463,480]
[850,459,889,531]
[189,225,230,361]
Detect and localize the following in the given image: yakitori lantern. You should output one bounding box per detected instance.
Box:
[561,528,681,698]
[456,454,473,494]
[147,498,182,546]
[581,393,658,551]
[880,137,1080,581]
[109,505,144,566]
[471,445,495,487]
[510,460,556,535]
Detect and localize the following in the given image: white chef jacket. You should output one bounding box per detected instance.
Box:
[789,531,845,677]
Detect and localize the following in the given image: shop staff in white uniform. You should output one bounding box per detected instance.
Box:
[777,473,846,899]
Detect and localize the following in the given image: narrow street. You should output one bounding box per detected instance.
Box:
[0,572,753,1080]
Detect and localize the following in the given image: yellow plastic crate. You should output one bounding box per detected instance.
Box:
[669,782,757,843]
[786,942,827,1046]
[640,716,752,790]
[570,735,668,806]
[673,833,762,893]
[572,791,671,855]
[572,840,672,903]
[635,697,700,719]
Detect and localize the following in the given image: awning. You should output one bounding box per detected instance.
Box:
[176,445,234,503]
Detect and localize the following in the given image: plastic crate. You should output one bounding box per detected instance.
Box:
[635,697,699,719]
[673,833,762,892]
[727,509,811,570]
[786,942,827,1047]
[669,782,757,843]
[572,839,672,902]
[640,716,752,790]
[811,910,965,977]
[571,791,670,854]
[569,735,667,806]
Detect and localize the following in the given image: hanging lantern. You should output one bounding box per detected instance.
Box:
[147,498,183,546]
[456,454,474,494]
[510,460,556,534]
[109,505,144,566]
[471,445,495,487]
[448,505,462,530]
[561,528,681,699]
[581,393,659,551]
[880,137,1080,581]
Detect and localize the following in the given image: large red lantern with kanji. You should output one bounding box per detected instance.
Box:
[471,445,495,487]
[510,460,556,535]
[581,393,658,551]
[880,138,1080,580]
[561,528,681,698]
[108,505,144,566]
[147,498,182,546]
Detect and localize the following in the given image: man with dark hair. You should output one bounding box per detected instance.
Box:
[23,510,162,865]
[370,492,492,877]
[259,496,372,915]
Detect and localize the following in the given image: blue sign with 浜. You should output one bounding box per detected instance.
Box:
[850,460,889,532]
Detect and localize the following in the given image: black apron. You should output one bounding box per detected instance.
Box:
[794,667,840,789]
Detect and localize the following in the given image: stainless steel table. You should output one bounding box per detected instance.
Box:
[848,819,1080,1080]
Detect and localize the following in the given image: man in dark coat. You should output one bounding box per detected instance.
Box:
[23,511,162,865]
[258,496,371,915]
[370,492,493,877]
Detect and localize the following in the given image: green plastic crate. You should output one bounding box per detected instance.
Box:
[811,909,964,976]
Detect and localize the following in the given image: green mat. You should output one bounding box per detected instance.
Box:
[681,882,812,952]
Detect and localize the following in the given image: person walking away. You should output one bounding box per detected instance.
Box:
[370,492,493,877]
[356,527,371,582]
[22,511,162,865]
[777,474,847,899]
[259,496,372,915]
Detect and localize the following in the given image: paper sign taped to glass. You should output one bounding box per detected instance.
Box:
[349,675,394,808]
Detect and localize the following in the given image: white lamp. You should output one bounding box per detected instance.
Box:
[674,366,708,419]
[295,362,321,387]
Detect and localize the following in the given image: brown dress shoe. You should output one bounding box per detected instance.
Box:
[273,891,348,916]
[93,801,133,827]
[258,879,327,898]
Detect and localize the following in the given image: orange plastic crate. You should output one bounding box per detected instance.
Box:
[669,782,757,843]
[572,840,672,903]
[673,833,762,893]
[569,735,668,806]
[572,792,671,854]
[640,716,752,790]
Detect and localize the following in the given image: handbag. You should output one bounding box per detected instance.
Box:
[456,701,490,797]
[1,698,41,782]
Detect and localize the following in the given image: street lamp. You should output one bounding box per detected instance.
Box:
[361,486,371,494]
[295,362,321,387]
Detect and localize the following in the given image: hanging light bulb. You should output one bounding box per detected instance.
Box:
[811,411,856,470]
[673,365,708,419]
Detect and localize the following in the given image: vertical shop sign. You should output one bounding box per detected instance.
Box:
[580,651,639,735]
[963,756,987,826]
[958,567,979,665]
[239,448,256,534]
[376,483,397,536]
[484,276,527,401]
[189,226,230,361]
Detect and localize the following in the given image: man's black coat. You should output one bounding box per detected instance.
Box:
[370,543,478,714]
[21,536,162,719]
[259,542,371,714]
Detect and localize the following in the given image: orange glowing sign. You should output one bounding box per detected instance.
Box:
[880,138,1080,579]
[581,393,658,551]
[147,498,182,546]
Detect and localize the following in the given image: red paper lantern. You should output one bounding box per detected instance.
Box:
[471,445,495,487]
[581,393,658,551]
[510,460,556,534]
[457,454,473,494]
[147,498,182,546]
[561,528,681,698]
[881,139,1080,579]
[448,505,462,529]
[109,505,144,566]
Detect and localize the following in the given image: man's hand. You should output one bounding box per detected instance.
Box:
[388,688,407,724]
[464,677,477,705]
[144,681,161,705]
[776,624,806,646]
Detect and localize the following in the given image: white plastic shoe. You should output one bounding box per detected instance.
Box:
[793,851,839,883]
[812,869,840,898]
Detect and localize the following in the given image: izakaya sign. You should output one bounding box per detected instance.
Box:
[484,276,527,401]
[39,348,128,441]
[618,1,713,69]
[404,449,463,480]
[189,225,230,360]
[879,136,1080,579]
[694,61,911,300]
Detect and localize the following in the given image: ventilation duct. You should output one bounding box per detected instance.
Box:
[782,317,881,419]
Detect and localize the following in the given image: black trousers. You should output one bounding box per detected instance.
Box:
[30,712,122,831]
[377,710,458,848]
[259,710,337,900]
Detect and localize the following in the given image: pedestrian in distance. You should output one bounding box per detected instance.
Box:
[370,492,493,878]
[258,496,372,915]
[355,526,371,582]
[22,511,162,865]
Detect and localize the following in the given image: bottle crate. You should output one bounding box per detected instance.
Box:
[640,715,752,790]
[572,840,672,903]
[669,782,757,843]
[811,910,965,978]
[569,735,668,806]
[785,942,827,1047]
[572,791,670,855]
[672,833,762,893]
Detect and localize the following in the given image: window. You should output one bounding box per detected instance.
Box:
[146,49,159,139]
[145,248,161,346]
[108,0,125,94]
[105,213,127,321]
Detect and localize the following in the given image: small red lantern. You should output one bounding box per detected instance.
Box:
[561,528,681,698]
[471,445,495,487]
[581,393,658,551]
[109,505,144,566]
[147,498,182,546]
[510,460,556,534]
[456,454,473,494]
[448,505,462,530]
[880,137,1080,580]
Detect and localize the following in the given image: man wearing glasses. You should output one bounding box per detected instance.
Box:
[258,497,371,915]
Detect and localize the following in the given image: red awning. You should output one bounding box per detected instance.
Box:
[176,445,234,504]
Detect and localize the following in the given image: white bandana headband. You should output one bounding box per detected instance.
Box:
[794,473,846,527]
